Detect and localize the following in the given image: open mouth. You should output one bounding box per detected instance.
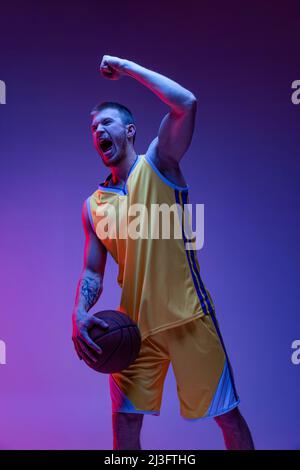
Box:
[99,138,113,154]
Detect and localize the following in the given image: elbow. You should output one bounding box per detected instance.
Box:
[188,94,197,105]
[182,93,197,110]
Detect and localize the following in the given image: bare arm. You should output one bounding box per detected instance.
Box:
[73,200,107,313]
[72,200,109,364]
[122,61,195,112]
[100,55,197,164]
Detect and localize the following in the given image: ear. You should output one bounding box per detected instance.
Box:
[126,123,136,141]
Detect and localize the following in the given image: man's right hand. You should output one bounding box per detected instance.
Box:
[72,310,109,366]
[99,54,127,80]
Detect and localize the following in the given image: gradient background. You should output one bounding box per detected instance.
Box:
[0,0,299,450]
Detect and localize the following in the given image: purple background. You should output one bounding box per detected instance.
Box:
[0,0,300,449]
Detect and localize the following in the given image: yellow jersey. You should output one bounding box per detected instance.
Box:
[87,154,215,341]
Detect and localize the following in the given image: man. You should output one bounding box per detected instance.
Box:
[72,55,254,450]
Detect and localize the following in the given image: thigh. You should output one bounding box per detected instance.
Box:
[109,332,170,415]
[166,315,237,419]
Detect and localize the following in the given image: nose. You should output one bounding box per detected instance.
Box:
[95,125,106,138]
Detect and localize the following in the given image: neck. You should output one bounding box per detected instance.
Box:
[110,148,138,185]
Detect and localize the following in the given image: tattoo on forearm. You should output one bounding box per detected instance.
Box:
[78,274,101,311]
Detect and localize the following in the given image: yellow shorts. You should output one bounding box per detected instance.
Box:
[109,314,240,419]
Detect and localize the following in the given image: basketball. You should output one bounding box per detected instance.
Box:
[84,310,141,373]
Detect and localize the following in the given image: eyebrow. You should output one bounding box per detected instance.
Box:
[92,117,113,126]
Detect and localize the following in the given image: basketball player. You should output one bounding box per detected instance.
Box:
[72,55,255,450]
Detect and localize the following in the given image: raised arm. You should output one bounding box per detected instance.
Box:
[72,200,109,365]
[99,55,197,164]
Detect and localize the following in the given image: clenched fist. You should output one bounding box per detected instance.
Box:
[99,55,127,80]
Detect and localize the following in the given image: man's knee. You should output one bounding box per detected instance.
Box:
[112,412,144,450]
[214,406,241,428]
[112,412,144,430]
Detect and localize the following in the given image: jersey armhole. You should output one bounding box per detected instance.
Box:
[86,196,96,233]
[143,154,190,191]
